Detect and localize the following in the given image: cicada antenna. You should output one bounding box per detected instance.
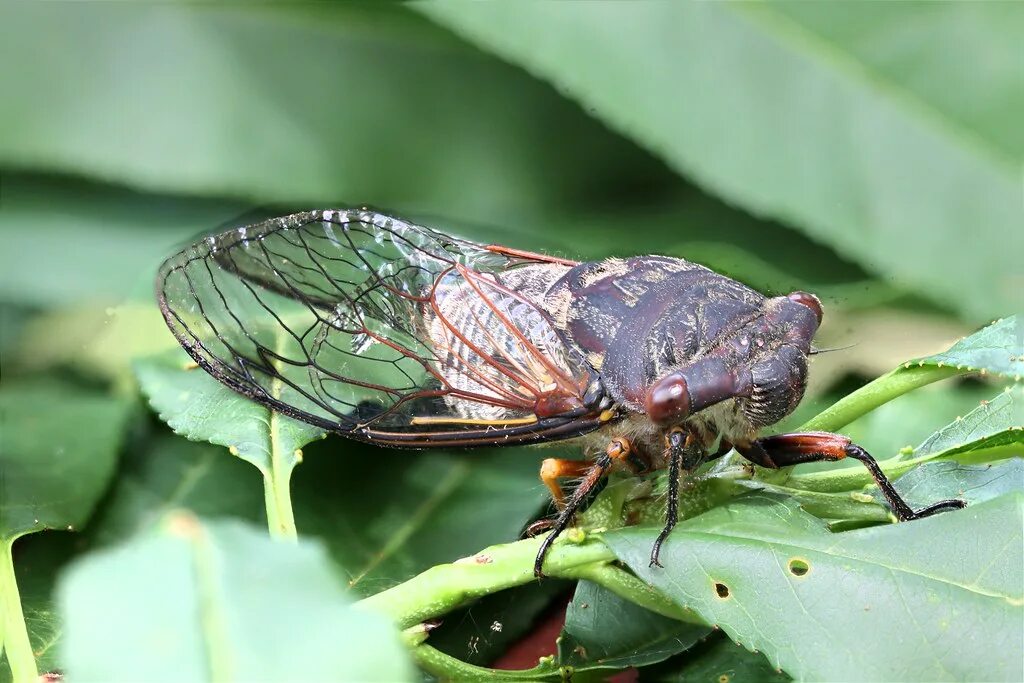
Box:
[808,342,858,356]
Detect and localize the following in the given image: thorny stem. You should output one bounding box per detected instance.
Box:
[1,537,38,683]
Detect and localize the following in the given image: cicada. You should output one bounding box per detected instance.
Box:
[157,209,965,576]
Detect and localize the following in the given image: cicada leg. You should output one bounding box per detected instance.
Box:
[736,432,967,521]
[649,427,697,568]
[533,438,637,578]
[539,458,592,510]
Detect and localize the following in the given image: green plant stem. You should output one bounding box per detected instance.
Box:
[412,643,563,682]
[357,533,615,629]
[264,334,299,541]
[798,365,962,433]
[262,469,297,541]
[0,538,38,683]
[733,479,891,521]
[402,623,565,681]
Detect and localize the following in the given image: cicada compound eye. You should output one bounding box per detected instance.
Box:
[787,291,823,325]
[645,372,691,425]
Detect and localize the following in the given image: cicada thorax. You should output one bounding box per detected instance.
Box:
[550,255,819,449]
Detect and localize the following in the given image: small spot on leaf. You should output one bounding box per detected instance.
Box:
[714,582,730,599]
[789,558,810,577]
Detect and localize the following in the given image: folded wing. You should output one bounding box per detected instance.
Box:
[157,210,610,447]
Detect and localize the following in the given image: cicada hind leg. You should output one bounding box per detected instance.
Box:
[533,438,640,578]
[735,432,967,521]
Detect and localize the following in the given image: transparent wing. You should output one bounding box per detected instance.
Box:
[156,209,610,447]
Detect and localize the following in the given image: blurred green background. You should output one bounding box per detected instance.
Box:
[0,1,1021,678]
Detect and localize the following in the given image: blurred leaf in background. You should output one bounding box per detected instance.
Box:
[58,515,414,682]
[417,1,1023,322]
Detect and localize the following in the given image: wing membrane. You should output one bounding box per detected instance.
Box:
[157,210,609,447]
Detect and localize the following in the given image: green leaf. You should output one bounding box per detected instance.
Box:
[0,4,914,316]
[417,2,1021,322]
[0,380,133,682]
[1,533,78,678]
[88,433,267,546]
[602,494,1023,682]
[906,315,1023,381]
[3,432,267,681]
[558,580,711,672]
[792,387,1024,494]
[136,347,325,538]
[885,459,1024,510]
[57,514,414,682]
[0,175,244,306]
[135,315,561,604]
[645,632,790,683]
[0,380,134,541]
[801,317,1022,434]
[784,384,992,475]
[725,478,889,525]
[907,386,1024,461]
[0,3,653,228]
[291,439,550,597]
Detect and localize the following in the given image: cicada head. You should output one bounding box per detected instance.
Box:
[645,289,823,433]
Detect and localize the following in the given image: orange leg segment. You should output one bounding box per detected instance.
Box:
[534,437,637,577]
[538,438,636,509]
[539,458,590,509]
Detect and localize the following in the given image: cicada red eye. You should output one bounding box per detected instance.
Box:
[787,290,823,324]
[645,373,691,425]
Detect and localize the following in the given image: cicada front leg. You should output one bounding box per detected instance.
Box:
[649,427,701,568]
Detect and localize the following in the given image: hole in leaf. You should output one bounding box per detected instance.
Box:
[788,558,810,577]
[714,582,730,599]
